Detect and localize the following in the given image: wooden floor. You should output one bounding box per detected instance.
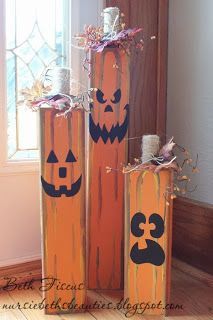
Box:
[0,264,212,320]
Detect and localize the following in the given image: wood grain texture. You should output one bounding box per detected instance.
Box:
[88,49,129,289]
[157,0,169,142]
[106,0,130,26]
[0,290,27,319]
[129,0,158,161]
[169,267,213,320]
[125,170,173,316]
[173,197,213,275]
[0,260,41,288]
[0,262,212,319]
[40,109,86,314]
[7,286,62,319]
[172,258,213,288]
[106,0,169,161]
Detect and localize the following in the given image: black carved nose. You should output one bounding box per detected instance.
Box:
[104,105,113,112]
[59,167,67,178]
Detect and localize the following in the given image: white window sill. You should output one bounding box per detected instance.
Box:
[0,160,39,176]
[9,149,39,161]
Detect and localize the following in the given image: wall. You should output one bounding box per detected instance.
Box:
[0,173,41,266]
[70,0,103,87]
[167,0,213,204]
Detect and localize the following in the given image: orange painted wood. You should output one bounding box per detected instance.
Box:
[125,169,173,315]
[40,108,86,314]
[88,48,129,289]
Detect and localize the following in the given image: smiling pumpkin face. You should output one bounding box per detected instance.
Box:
[40,108,86,311]
[40,108,84,200]
[89,88,129,144]
[41,149,82,197]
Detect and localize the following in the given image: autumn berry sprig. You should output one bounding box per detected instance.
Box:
[74,12,143,75]
[106,137,199,202]
[75,25,104,53]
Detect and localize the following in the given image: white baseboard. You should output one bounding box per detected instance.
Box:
[0,253,41,268]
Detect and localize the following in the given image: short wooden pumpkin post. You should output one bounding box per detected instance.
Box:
[40,108,86,314]
[125,169,173,316]
[87,48,130,289]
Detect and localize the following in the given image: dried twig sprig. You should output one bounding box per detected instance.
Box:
[18,75,97,115]
[74,13,143,75]
[75,23,143,53]
[120,137,199,200]
[106,136,199,205]
[106,166,123,174]
[43,89,96,116]
[164,186,177,206]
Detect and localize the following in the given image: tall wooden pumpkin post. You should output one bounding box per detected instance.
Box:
[40,105,86,314]
[73,6,143,291]
[125,168,173,316]
[88,47,129,290]
[87,3,130,293]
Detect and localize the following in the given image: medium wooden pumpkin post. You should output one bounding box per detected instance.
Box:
[88,48,130,289]
[40,108,86,314]
[125,169,173,316]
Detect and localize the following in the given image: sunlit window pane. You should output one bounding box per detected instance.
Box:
[17,107,38,150]
[6,0,69,159]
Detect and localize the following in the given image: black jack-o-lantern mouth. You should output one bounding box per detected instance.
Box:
[41,150,82,198]
[89,88,129,144]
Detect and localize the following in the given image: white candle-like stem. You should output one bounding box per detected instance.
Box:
[103,7,121,35]
[142,135,160,163]
[51,67,71,95]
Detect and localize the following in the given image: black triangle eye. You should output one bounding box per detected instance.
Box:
[111,89,121,104]
[47,150,58,163]
[96,89,107,104]
[66,150,76,162]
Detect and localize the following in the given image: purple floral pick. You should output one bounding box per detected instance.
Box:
[91,28,142,52]
[31,95,70,109]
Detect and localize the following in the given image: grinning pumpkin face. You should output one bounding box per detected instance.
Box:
[41,149,82,197]
[130,212,165,266]
[89,88,129,144]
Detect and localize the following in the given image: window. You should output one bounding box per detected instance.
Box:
[5,0,70,161]
[0,0,103,172]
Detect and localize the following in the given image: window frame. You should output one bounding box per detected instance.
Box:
[0,0,72,174]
